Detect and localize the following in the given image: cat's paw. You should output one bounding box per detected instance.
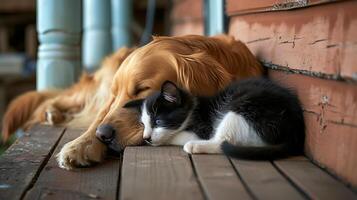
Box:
[183,141,221,154]
[183,141,194,154]
[183,141,203,154]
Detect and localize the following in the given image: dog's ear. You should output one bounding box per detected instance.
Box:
[173,52,233,96]
[161,81,181,104]
[123,99,144,111]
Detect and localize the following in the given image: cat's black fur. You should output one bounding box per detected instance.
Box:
[124,78,305,160]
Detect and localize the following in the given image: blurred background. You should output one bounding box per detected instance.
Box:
[0,0,196,152]
[0,0,37,152]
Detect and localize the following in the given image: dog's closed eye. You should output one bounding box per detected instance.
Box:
[134,86,150,96]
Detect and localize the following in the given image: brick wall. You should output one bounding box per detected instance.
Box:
[170,0,357,188]
[227,0,357,187]
[170,0,204,36]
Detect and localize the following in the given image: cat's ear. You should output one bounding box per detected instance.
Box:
[161,81,181,104]
[123,99,144,111]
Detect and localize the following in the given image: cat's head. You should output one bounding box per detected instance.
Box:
[124,81,195,145]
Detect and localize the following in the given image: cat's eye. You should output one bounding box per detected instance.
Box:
[154,119,163,126]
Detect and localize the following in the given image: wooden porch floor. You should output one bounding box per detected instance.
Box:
[0,125,356,200]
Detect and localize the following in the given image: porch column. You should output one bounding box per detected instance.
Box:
[204,0,225,36]
[83,0,112,72]
[36,0,81,90]
[111,0,133,50]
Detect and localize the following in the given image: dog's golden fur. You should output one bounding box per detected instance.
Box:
[2,90,59,141]
[2,47,135,140]
[2,35,263,170]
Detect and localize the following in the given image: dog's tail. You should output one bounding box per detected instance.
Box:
[221,141,296,160]
[1,90,59,141]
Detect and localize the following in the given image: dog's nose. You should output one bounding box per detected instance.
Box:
[96,124,116,143]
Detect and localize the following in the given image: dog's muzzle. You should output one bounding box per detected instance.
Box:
[96,124,123,154]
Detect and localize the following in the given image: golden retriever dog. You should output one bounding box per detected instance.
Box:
[2,47,135,141]
[2,35,263,170]
[56,35,264,170]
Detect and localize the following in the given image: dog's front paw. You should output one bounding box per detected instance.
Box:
[45,106,65,125]
[56,136,106,170]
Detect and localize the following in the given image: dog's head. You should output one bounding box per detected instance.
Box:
[94,35,263,152]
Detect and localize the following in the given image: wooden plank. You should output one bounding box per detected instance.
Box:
[269,70,357,187]
[0,125,65,200]
[120,146,204,200]
[274,157,357,199]
[191,154,252,200]
[229,1,357,80]
[230,158,304,200]
[226,0,343,15]
[226,0,280,15]
[24,128,120,200]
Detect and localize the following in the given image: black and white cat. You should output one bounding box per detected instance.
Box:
[124,78,305,159]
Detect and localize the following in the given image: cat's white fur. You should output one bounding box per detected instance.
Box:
[141,104,266,154]
[184,112,265,154]
[141,104,152,139]
[170,131,200,145]
[141,100,195,145]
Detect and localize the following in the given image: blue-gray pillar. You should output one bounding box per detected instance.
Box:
[205,0,225,36]
[83,0,112,72]
[111,0,132,50]
[37,0,81,90]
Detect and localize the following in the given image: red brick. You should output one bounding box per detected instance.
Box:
[171,0,203,22]
[229,1,357,80]
[170,0,204,36]
[269,70,357,187]
[171,21,204,36]
[304,112,357,187]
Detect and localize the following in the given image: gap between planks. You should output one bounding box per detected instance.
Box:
[191,154,253,200]
[188,155,209,200]
[120,146,205,200]
[20,126,66,199]
[24,128,121,200]
[0,125,65,200]
[3,125,355,200]
[115,153,123,200]
[272,157,357,200]
[229,157,306,200]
